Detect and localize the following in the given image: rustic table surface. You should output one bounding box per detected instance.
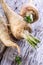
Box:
[0,0,43,65]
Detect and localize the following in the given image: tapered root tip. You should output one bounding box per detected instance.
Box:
[13,43,21,54]
[16,45,20,54]
[4,42,20,54]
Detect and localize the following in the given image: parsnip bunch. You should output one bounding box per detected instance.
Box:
[0,0,40,48]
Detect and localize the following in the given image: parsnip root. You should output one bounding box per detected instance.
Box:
[0,16,20,54]
[0,0,32,39]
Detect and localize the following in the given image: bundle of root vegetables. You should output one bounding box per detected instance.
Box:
[0,0,40,56]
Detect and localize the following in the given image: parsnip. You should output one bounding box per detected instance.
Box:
[0,0,32,39]
[0,16,20,54]
[20,5,39,23]
[0,0,40,47]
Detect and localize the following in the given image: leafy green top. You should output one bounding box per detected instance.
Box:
[15,56,22,65]
[24,14,33,23]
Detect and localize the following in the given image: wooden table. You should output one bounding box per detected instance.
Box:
[0,0,43,65]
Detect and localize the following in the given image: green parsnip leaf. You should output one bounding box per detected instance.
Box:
[24,15,33,23]
[15,56,21,65]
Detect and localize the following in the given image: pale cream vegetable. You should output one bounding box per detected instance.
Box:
[0,0,32,39]
[0,0,40,47]
[0,16,20,54]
